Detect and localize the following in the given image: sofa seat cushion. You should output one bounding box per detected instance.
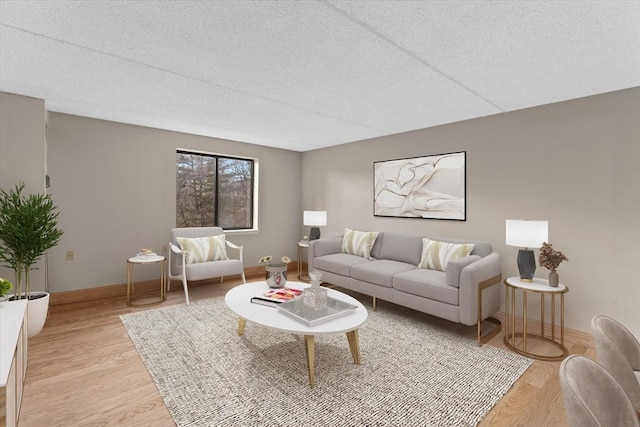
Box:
[352,260,416,288]
[185,259,243,281]
[393,269,459,305]
[313,253,370,277]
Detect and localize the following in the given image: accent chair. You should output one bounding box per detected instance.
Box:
[559,354,640,427]
[591,314,640,413]
[169,227,246,305]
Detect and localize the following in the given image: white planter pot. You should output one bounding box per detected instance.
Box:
[27,292,49,338]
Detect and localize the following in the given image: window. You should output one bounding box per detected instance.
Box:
[176,150,255,230]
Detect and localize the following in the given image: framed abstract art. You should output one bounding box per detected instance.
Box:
[374,151,466,220]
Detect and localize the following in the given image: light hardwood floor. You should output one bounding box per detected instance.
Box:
[18,277,594,426]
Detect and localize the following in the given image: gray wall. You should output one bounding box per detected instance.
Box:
[2,88,639,337]
[301,88,640,336]
[44,113,302,290]
[0,92,47,291]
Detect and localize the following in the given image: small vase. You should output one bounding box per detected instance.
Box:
[549,270,559,288]
[265,263,287,288]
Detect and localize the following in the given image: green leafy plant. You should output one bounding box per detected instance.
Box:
[0,277,12,298]
[0,183,63,299]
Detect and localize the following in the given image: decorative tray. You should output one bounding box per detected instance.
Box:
[277,295,358,326]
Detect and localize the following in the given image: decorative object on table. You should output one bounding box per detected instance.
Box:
[303,270,328,310]
[279,294,357,326]
[374,151,466,220]
[0,182,63,337]
[250,287,303,307]
[259,255,291,288]
[505,219,548,281]
[538,242,568,287]
[138,248,154,256]
[303,210,327,240]
[0,277,12,301]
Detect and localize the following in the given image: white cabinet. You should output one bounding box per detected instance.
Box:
[1,300,28,427]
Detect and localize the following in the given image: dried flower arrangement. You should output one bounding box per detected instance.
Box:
[538,242,568,271]
[258,255,291,265]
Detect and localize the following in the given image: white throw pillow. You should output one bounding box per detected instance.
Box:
[418,238,474,272]
[341,228,379,260]
[177,235,229,264]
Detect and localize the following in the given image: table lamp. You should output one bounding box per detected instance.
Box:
[304,211,327,241]
[506,219,548,281]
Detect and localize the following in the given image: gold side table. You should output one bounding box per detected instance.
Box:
[504,276,569,361]
[297,240,310,282]
[127,255,167,307]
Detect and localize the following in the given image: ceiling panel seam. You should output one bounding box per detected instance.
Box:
[322,0,505,113]
[0,22,391,135]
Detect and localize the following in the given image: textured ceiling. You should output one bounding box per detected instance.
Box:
[1,1,638,152]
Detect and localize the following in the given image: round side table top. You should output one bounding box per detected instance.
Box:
[128,254,165,263]
[504,276,567,293]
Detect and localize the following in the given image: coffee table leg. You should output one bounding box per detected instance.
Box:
[346,329,361,365]
[304,335,315,388]
[237,318,246,335]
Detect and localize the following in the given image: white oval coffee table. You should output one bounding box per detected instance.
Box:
[224,281,368,387]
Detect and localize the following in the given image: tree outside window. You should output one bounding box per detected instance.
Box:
[176,151,254,229]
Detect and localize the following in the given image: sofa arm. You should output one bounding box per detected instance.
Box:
[308,236,342,271]
[225,240,244,262]
[446,255,481,287]
[458,251,502,326]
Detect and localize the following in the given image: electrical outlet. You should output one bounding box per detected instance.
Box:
[66,251,74,261]
[162,245,168,254]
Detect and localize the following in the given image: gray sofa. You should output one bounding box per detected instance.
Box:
[308,232,502,344]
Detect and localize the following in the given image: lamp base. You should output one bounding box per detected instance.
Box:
[309,227,320,241]
[517,249,536,281]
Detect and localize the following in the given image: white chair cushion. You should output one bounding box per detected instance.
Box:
[177,235,229,264]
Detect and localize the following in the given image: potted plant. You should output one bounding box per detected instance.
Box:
[0,277,12,301]
[0,182,63,337]
[538,242,568,288]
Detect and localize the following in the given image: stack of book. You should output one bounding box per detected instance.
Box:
[250,287,303,307]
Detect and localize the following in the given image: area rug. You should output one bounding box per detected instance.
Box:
[121,297,532,427]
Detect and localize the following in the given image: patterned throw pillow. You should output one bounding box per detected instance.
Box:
[341,228,379,260]
[177,235,229,264]
[418,238,475,271]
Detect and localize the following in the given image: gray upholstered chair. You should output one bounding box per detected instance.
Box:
[591,315,640,412]
[169,227,246,305]
[560,355,640,427]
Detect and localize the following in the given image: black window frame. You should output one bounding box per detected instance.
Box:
[176,149,255,230]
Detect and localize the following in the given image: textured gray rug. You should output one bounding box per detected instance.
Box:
[121,296,532,427]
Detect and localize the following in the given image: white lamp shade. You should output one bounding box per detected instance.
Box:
[505,220,548,248]
[303,210,327,227]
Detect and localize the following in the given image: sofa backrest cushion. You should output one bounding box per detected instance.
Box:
[376,233,493,266]
[418,238,475,271]
[341,228,380,260]
[376,232,423,265]
[427,236,493,258]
